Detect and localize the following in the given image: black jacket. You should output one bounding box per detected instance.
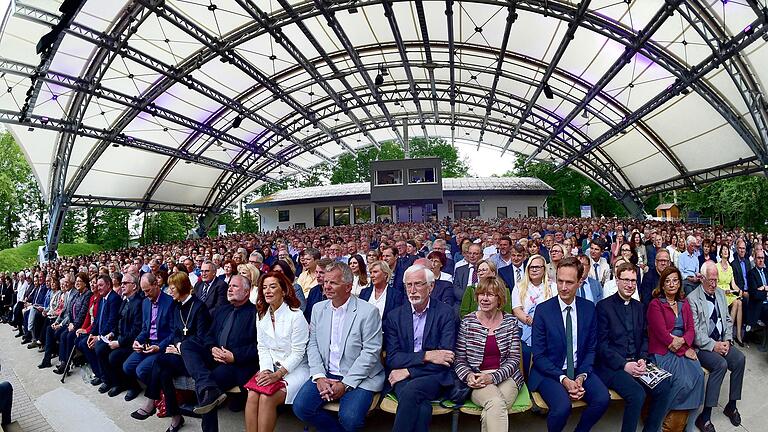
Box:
[169,295,211,346]
[194,277,228,315]
[116,293,143,349]
[201,302,259,366]
[595,293,649,383]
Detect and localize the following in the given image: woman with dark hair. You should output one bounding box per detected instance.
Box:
[647,266,705,428]
[427,250,454,306]
[245,272,308,432]
[131,271,211,431]
[630,231,648,274]
[271,260,306,312]
[218,260,236,285]
[347,254,368,296]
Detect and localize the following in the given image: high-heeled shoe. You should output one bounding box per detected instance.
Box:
[735,337,745,347]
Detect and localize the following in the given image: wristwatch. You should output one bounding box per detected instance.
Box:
[344,384,353,392]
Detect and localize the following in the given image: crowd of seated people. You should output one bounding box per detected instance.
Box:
[0,215,761,432]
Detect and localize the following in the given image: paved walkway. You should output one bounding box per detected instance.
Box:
[2,323,767,431]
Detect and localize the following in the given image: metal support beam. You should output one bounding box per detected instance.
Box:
[558,11,768,171]
[501,0,592,155]
[414,0,440,122]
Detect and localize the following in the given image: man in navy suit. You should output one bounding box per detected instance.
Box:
[383,265,457,432]
[122,273,175,401]
[195,261,228,316]
[452,243,483,311]
[498,244,527,297]
[530,256,609,432]
[595,262,671,432]
[78,274,122,391]
[576,255,603,304]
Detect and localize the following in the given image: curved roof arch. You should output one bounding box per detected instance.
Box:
[1,0,767,239]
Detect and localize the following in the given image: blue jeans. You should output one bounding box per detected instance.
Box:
[292,376,374,432]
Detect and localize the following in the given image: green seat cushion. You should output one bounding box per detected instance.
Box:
[461,383,532,414]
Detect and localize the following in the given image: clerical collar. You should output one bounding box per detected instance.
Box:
[180,294,192,306]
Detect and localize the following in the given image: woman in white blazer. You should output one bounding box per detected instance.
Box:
[245,271,309,432]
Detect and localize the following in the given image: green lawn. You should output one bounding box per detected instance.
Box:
[0,240,102,272]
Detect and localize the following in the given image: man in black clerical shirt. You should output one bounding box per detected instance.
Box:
[595,262,672,432]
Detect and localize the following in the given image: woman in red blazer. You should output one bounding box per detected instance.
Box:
[647,266,704,427]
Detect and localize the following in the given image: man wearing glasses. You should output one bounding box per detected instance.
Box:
[595,262,672,432]
[639,249,672,312]
[195,261,228,316]
[689,263,745,431]
[101,273,144,399]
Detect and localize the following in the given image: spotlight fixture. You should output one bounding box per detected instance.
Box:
[232,115,243,129]
[543,83,554,99]
[680,88,690,95]
[375,72,384,86]
[581,109,588,119]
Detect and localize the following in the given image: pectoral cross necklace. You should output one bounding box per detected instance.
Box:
[180,304,193,336]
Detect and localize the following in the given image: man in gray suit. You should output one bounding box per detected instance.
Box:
[293,261,385,432]
[689,263,746,432]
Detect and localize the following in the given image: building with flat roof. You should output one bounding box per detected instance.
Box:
[249,177,554,231]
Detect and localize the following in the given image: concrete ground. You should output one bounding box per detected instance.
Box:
[1,325,766,432]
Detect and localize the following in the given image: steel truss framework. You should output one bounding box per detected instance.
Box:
[0,0,766,258]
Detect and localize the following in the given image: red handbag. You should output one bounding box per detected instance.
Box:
[244,375,286,395]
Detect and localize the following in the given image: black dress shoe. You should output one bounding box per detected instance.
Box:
[98,383,111,394]
[735,337,745,347]
[38,361,52,369]
[20,336,31,344]
[53,365,66,375]
[27,341,39,349]
[695,414,716,432]
[14,332,23,338]
[166,416,185,432]
[130,406,157,420]
[125,388,141,402]
[90,377,102,386]
[193,388,226,415]
[108,386,124,397]
[724,407,741,426]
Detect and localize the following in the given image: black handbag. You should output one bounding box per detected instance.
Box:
[446,375,471,404]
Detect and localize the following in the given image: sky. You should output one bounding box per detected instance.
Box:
[457,144,521,177]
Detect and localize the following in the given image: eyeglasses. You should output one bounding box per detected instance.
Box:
[618,278,637,285]
[405,281,428,289]
[528,265,544,271]
[120,282,135,286]
[551,250,563,254]
[664,278,680,285]
[620,248,631,252]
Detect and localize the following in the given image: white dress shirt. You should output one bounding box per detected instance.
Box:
[328,297,351,376]
[367,286,387,318]
[558,296,578,374]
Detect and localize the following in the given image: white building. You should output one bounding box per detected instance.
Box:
[250,177,553,232]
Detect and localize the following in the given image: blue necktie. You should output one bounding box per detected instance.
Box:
[578,282,586,299]
[98,297,106,333]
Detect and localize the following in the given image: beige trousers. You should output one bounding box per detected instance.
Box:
[470,375,519,432]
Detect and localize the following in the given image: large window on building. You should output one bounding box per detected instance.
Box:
[527,206,538,217]
[408,167,436,184]
[333,206,350,226]
[497,207,507,219]
[375,169,403,185]
[454,203,480,219]
[314,207,330,227]
[278,210,290,222]
[375,205,393,223]
[354,205,371,224]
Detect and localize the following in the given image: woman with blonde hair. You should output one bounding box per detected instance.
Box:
[545,244,568,281]
[511,254,554,375]
[455,276,524,432]
[238,263,261,304]
[460,259,512,318]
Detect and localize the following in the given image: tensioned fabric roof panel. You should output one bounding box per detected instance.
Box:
[0,0,767,220]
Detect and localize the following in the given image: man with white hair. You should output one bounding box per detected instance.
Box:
[382,265,456,432]
[679,235,702,296]
[688,263,745,431]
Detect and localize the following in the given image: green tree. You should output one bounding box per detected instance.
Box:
[409,137,469,178]
[510,156,626,217]
[0,132,44,248]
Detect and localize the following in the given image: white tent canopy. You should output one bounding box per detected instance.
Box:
[0,0,767,249]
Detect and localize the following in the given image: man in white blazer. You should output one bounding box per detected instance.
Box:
[292,261,384,432]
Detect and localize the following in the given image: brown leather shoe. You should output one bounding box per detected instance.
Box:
[695,414,716,432]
